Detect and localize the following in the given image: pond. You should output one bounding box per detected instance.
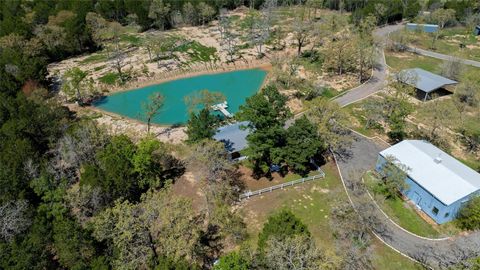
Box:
[93,68,268,125]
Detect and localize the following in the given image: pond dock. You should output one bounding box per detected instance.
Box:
[212,101,233,118]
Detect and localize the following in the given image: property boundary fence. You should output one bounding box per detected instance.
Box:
[239,170,325,200]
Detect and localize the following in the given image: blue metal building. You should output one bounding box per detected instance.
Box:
[376,140,480,224]
[406,23,439,33]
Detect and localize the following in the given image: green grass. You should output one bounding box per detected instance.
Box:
[176,41,218,64]
[241,163,348,250]
[94,65,107,71]
[98,72,120,85]
[120,34,142,46]
[458,157,480,172]
[386,52,443,73]
[80,54,108,64]
[404,27,480,62]
[342,101,379,138]
[386,50,480,77]
[240,163,422,269]
[364,172,461,238]
[373,242,424,270]
[282,170,323,183]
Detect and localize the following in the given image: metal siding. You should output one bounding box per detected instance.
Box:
[375,155,458,224]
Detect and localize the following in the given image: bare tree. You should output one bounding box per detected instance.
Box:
[264,235,329,270]
[142,93,164,134]
[355,16,376,83]
[183,89,226,113]
[329,201,374,270]
[151,34,181,69]
[0,200,31,242]
[292,12,313,56]
[422,96,455,141]
[250,14,270,57]
[440,58,464,81]
[362,98,385,129]
[108,22,128,83]
[218,9,239,62]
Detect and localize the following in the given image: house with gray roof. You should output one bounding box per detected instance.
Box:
[397,68,458,101]
[376,140,480,224]
[213,121,251,160]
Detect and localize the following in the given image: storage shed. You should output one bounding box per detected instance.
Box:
[376,140,480,224]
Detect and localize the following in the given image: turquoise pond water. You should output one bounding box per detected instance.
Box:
[94,69,267,125]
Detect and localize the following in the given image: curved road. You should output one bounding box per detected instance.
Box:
[329,24,480,268]
[334,24,480,107]
[334,24,403,107]
[334,134,480,269]
[407,46,480,68]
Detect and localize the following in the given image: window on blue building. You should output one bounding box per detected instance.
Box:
[444,212,449,218]
[432,207,439,216]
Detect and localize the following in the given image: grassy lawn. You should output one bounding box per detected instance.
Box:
[364,171,460,238]
[342,101,381,138]
[120,34,142,46]
[282,170,323,182]
[385,51,443,73]
[386,50,480,76]
[403,27,480,62]
[239,162,422,269]
[98,72,120,85]
[372,242,424,270]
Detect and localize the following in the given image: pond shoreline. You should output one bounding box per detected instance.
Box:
[71,64,271,143]
[100,61,272,96]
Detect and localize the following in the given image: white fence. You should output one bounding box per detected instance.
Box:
[239,171,325,200]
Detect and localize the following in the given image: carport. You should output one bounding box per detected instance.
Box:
[397,68,458,101]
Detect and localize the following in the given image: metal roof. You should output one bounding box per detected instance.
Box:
[406,23,439,33]
[397,68,457,93]
[380,140,480,205]
[213,121,251,153]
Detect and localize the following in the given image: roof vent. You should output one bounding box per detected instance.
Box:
[434,154,442,164]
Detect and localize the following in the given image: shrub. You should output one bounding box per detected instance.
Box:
[98,72,120,85]
[457,196,480,230]
[213,252,250,270]
[257,210,309,251]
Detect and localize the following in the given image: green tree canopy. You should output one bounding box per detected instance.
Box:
[214,251,250,270]
[186,108,218,144]
[237,85,291,175]
[257,209,310,251]
[80,135,139,202]
[378,155,410,199]
[283,116,325,174]
[457,196,480,230]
